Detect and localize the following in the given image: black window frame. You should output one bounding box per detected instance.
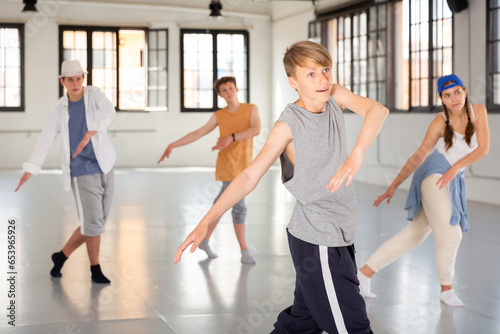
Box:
[367,3,390,108]
[147,29,169,112]
[408,0,453,113]
[317,2,391,108]
[59,25,168,112]
[317,0,453,113]
[180,29,250,112]
[0,23,25,112]
[488,0,500,112]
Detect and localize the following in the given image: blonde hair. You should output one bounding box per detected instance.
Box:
[283,41,332,77]
[213,76,237,93]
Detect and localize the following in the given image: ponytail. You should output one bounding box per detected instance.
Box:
[442,104,454,151]
[464,95,476,146]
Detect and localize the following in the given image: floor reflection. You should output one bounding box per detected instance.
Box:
[0,168,499,333]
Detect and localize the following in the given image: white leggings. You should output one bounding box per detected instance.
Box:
[366,174,463,286]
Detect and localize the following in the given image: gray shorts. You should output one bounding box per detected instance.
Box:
[71,170,114,236]
[214,181,247,224]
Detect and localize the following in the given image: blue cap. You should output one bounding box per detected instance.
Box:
[437,74,464,94]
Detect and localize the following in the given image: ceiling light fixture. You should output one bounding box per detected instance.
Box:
[209,0,222,19]
[22,0,37,12]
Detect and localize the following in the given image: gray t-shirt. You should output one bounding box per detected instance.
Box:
[278,95,358,247]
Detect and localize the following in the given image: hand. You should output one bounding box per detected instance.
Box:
[211,136,232,151]
[158,144,174,164]
[436,165,459,189]
[73,131,98,158]
[174,224,209,264]
[15,172,32,192]
[326,149,364,194]
[373,186,396,207]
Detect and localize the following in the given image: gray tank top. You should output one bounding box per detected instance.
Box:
[278,96,358,247]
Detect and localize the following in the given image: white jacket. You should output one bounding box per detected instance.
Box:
[23,86,116,191]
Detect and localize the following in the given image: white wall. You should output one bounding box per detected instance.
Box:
[0,0,272,170]
[270,3,315,120]
[269,0,500,206]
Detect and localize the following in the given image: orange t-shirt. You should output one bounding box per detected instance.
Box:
[214,103,254,181]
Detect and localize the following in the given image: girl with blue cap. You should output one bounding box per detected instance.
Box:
[358,74,490,306]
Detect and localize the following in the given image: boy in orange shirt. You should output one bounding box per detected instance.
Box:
[158,77,261,264]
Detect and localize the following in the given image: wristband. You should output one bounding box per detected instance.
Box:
[232,133,235,142]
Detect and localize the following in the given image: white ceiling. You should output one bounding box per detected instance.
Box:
[72,0,353,18]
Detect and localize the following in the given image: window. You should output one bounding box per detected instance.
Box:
[59,26,168,112]
[308,21,322,43]
[181,29,249,112]
[368,5,387,106]
[0,24,24,111]
[407,0,452,110]
[327,3,387,106]
[322,0,452,112]
[148,30,168,111]
[488,0,500,109]
[393,0,409,110]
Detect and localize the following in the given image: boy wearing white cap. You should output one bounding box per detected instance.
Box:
[15,60,116,284]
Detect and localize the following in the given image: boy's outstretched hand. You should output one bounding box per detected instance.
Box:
[158,144,174,164]
[211,136,232,151]
[174,224,209,264]
[326,149,364,194]
[73,131,98,158]
[15,172,32,192]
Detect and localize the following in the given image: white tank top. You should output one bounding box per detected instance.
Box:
[434,106,478,169]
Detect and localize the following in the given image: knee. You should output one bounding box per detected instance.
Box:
[232,206,247,223]
[435,230,462,249]
[436,238,462,255]
[396,230,429,248]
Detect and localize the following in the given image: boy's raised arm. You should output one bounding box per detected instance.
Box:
[158,114,219,163]
[239,105,262,140]
[326,84,389,193]
[174,121,292,263]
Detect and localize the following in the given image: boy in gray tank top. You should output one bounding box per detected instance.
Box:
[279,95,358,247]
[174,41,388,333]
